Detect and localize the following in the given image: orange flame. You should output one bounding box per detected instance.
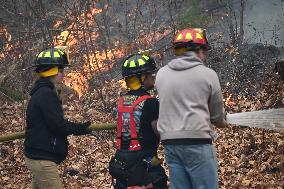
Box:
[52,5,171,97]
[52,6,125,97]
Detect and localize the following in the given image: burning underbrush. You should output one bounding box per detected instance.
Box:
[0,6,283,188]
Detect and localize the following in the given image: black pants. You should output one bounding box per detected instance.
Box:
[114,164,167,189]
[111,150,167,189]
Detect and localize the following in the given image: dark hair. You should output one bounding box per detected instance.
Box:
[174,46,201,53]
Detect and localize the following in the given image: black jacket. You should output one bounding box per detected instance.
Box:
[24,78,88,164]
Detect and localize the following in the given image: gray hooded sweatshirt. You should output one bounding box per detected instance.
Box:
[155,51,224,142]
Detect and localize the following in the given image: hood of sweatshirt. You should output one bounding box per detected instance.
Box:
[30,78,54,96]
[168,51,203,71]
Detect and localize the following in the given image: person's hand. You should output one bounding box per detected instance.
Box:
[75,121,92,135]
[151,156,162,166]
[214,119,228,128]
[82,121,92,133]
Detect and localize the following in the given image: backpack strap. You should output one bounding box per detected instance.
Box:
[116,97,124,150]
[117,97,135,149]
[132,95,153,108]
[116,95,154,151]
[128,95,153,151]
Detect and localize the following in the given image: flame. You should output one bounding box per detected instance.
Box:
[51,6,127,97]
[52,5,171,97]
[57,31,70,44]
[86,49,124,71]
[51,6,102,96]
[64,72,88,97]
[53,6,102,46]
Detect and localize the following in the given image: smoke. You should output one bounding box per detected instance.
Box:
[237,0,284,47]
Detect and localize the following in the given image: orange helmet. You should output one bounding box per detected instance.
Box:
[173,28,211,51]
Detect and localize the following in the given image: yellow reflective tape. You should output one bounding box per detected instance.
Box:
[176,34,183,40]
[54,51,61,58]
[138,59,145,66]
[123,60,129,67]
[44,51,51,58]
[38,52,44,58]
[129,60,136,67]
[196,33,203,39]
[142,55,149,60]
[186,33,192,40]
[57,49,64,55]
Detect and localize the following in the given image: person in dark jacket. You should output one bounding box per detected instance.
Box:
[109,53,167,189]
[24,48,91,189]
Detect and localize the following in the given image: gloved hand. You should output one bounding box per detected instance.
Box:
[74,121,92,136]
[151,156,162,166]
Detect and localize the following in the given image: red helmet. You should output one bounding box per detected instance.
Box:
[173,28,211,50]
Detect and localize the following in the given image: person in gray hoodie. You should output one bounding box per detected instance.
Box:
[155,28,228,189]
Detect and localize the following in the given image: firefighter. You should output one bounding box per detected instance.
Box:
[24,48,91,189]
[155,28,228,189]
[109,53,167,189]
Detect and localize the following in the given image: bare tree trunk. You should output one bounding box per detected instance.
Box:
[239,0,245,44]
[226,1,236,45]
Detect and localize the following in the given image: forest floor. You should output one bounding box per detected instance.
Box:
[0,75,283,189]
